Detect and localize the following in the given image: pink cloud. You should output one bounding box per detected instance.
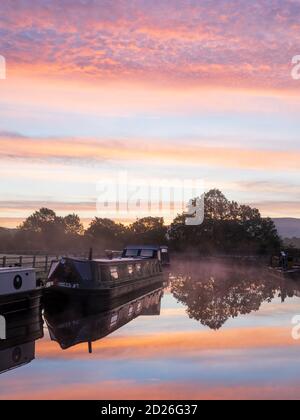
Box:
[1,0,300,89]
[1,133,300,171]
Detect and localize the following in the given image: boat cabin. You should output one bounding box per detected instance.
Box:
[0,268,38,297]
[47,256,162,290]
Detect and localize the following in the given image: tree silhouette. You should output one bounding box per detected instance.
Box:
[63,214,84,236]
[168,189,281,254]
[128,217,167,245]
[0,189,285,255]
[16,208,84,252]
[85,217,127,250]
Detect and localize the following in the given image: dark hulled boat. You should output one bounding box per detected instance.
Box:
[45,256,164,307]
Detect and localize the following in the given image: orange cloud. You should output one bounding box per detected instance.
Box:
[2,380,300,400]
[248,201,300,218]
[1,133,300,171]
[37,327,298,361]
[3,72,299,119]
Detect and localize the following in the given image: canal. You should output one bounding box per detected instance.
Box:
[0,259,300,400]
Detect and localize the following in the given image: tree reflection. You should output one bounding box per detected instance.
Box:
[171,261,297,330]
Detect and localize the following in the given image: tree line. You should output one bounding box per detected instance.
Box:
[0,189,282,256]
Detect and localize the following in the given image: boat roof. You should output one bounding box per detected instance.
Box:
[0,267,35,273]
[93,258,145,264]
[124,245,168,250]
[63,257,148,265]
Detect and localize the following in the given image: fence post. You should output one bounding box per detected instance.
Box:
[19,256,23,267]
[33,255,36,268]
[2,256,6,267]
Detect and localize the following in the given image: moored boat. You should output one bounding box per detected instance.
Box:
[45,255,163,304]
[0,267,43,314]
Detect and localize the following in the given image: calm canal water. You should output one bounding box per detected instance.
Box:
[1,260,300,400]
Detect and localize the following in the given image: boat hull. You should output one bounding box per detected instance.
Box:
[44,275,164,313]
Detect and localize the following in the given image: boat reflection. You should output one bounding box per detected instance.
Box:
[170,261,300,330]
[0,305,44,375]
[44,282,164,351]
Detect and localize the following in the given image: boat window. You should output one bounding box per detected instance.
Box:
[110,267,119,280]
[125,249,139,257]
[150,262,155,274]
[128,265,134,275]
[97,265,102,283]
[73,261,92,281]
[48,261,60,279]
[147,262,152,274]
[101,267,111,282]
[110,313,118,327]
[141,262,146,275]
[128,305,134,317]
[135,263,142,275]
[161,248,170,263]
[140,249,155,258]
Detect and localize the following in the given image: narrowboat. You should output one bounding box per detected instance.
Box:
[0,268,43,313]
[122,245,170,266]
[45,255,164,304]
[44,283,164,351]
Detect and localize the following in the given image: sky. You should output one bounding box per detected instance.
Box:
[1,0,300,227]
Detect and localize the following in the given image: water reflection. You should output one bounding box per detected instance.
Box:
[170,261,300,330]
[0,305,44,375]
[1,258,300,391]
[44,283,164,352]
[1,261,300,400]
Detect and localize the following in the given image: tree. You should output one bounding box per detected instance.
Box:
[16,208,64,251]
[63,214,84,236]
[85,218,127,251]
[16,208,84,252]
[168,189,281,255]
[0,228,15,253]
[19,208,58,233]
[128,217,167,245]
